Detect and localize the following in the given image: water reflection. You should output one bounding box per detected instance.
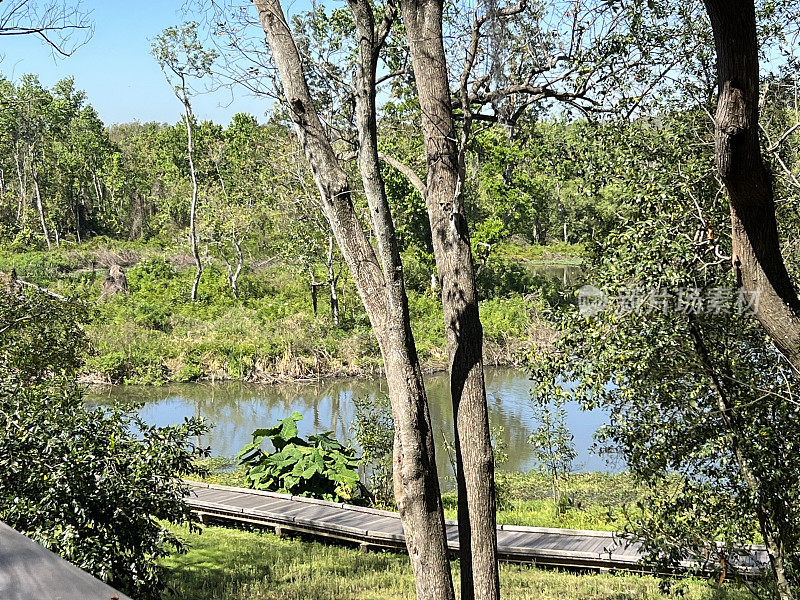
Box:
[529,262,584,287]
[85,367,615,486]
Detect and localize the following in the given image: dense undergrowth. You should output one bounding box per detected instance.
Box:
[0,240,579,384]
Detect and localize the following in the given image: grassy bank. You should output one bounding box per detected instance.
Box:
[162,523,746,600]
[0,240,576,385]
[488,471,637,531]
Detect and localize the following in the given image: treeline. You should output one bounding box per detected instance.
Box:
[0,76,305,252]
[0,75,612,274]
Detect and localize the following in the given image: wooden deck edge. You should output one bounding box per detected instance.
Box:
[498,523,620,538]
[184,480,633,539]
[187,499,639,564]
[185,480,400,518]
[186,498,406,542]
[190,506,643,569]
[0,521,133,600]
[188,505,766,576]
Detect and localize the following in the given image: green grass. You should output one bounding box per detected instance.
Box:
[494,240,586,264]
[162,523,748,600]
[448,471,640,532]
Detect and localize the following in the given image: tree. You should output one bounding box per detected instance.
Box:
[152,22,217,301]
[701,0,800,375]
[397,4,500,596]
[10,76,55,248]
[0,279,209,600]
[395,2,705,594]
[352,393,395,507]
[247,3,456,599]
[528,399,576,512]
[204,113,268,299]
[197,2,688,596]
[532,112,800,600]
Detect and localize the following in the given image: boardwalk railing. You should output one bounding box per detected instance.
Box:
[185,481,768,575]
[0,520,131,600]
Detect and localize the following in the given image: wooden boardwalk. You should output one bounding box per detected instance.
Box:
[185,481,768,574]
[0,520,131,600]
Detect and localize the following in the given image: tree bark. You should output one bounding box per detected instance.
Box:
[399,2,499,599]
[252,3,455,599]
[556,182,568,243]
[703,0,800,374]
[326,233,339,326]
[226,233,243,300]
[14,151,26,225]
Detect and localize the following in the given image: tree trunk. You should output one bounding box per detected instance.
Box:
[228,234,243,300]
[183,100,203,301]
[556,182,568,243]
[703,0,800,374]
[14,151,26,225]
[92,170,103,213]
[399,2,499,599]
[31,168,50,250]
[309,270,320,316]
[252,3,455,599]
[326,233,339,326]
[131,194,144,240]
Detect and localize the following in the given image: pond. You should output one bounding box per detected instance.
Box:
[86,367,617,485]
[530,262,584,287]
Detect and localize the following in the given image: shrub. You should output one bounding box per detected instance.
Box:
[0,286,87,382]
[0,379,208,600]
[238,412,364,503]
[352,394,395,507]
[129,255,176,283]
[0,284,209,599]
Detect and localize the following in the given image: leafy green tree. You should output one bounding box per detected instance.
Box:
[0,281,209,600]
[152,22,216,301]
[528,399,577,513]
[531,110,800,597]
[0,382,208,599]
[352,394,395,507]
[0,276,85,381]
[203,113,278,298]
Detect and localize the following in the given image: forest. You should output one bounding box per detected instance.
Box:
[1,0,800,600]
[0,73,594,384]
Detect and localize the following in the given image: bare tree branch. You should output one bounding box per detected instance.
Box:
[378,151,426,196]
[0,1,92,57]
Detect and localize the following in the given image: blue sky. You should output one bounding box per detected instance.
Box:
[0,1,274,125]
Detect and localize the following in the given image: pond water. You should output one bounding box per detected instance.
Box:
[529,262,584,287]
[85,367,618,484]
